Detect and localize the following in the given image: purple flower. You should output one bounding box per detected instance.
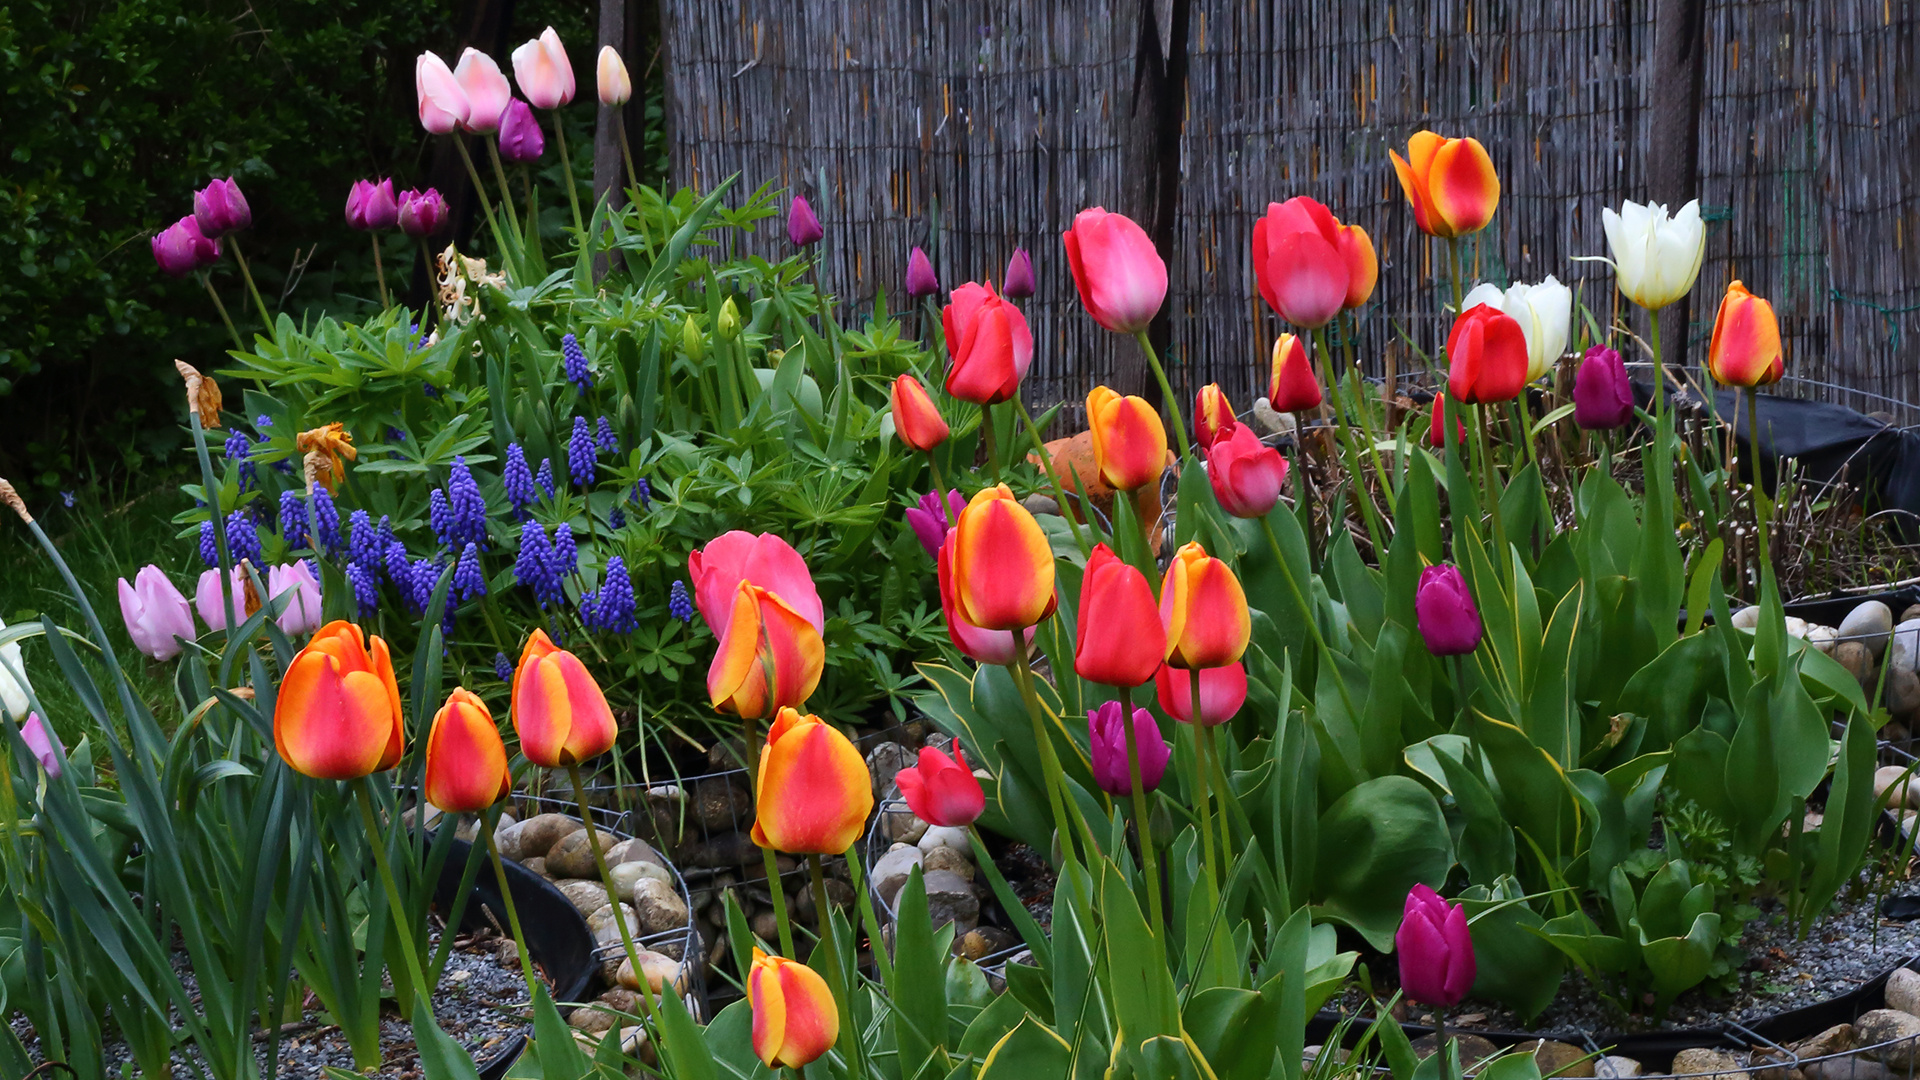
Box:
[385,540,413,592]
[255,414,274,428]
[632,479,652,509]
[345,561,380,617]
[447,456,487,549]
[494,651,514,682]
[1574,345,1634,431]
[19,714,63,779]
[788,195,824,247]
[1415,564,1482,657]
[905,488,966,560]
[562,333,592,394]
[453,542,486,601]
[609,506,626,529]
[1087,701,1169,796]
[668,579,696,624]
[225,429,256,490]
[310,487,342,558]
[279,491,309,548]
[429,488,453,547]
[1396,884,1476,1007]
[568,416,596,488]
[345,178,399,232]
[596,416,619,455]
[1003,248,1035,299]
[582,555,636,633]
[347,510,378,568]
[152,215,220,278]
[514,520,564,608]
[397,188,448,239]
[536,458,556,499]
[193,177,251,238]
[905,245,939,299]
[552,523,577,576]
[498,99,546,164]
[504,443,536,514]
[225,510,261,566]
[198,520,219,568]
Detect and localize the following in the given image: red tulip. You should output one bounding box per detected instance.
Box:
[424,687,512,813]
[1427,393,1468,449]
[1074,544,1167,688]
[1268,333,1322,413]
[1194,384,1236,456]
[1446,303,1529,405]
[1063,207,1166,333]
[894,742,984,828]
[1252,197,1349,330]
[1153,661,1249,726]
[943,282,1034,406]
[1160,542,1251,670]
[1207,424,1288,520]
[511,629,618,766]
[1707,281,1784,388]
[891,374,949,452]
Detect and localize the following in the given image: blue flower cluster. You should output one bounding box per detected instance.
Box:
[311,487,342,558]
[346,563,380,617]
[514,520,568,608]
[596,416,619,455]
[278,491,308,548]
[198,520,219,568]
[429,457,488,551]
[494,651,514,682]
[561,333,592,394]
[226,510,262,566]
[668,579,696,624]
[224,429,256,490]
[580,556,636,633]
[568,416,596,488]
[453,542,487,602]
[536,458,556,499]
[504,444,537,517]
[552,523,577,577]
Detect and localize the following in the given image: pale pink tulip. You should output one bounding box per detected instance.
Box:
[269,562,324,637]
[116,566,195,661]
[454,48,513,134]
[596,46,631,106]
[415,52,470,135]
[512,27,575,110]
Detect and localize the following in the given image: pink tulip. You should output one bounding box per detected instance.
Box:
[152,215,220,278]
[397,188,449,239]
[1087,701,1169,796]
[596,46,631,106]
[416,52,470,134]
[1207,424,1289,520]
[497,99,545,164]
[1063,207,1166,334]
[268,562,324,637]
[1251,197,1348,330]
[1415,564,1482,657]
[511,27,574,110]
[1396,884,1475,1007]
[905,246,939,299]
[454,48,512,134]
[788,196,824,247]
[688,532,825,637]
[345,179,399,232]
[894,743,984,828]
[117,565,196,661]
[195,567,248,631]
[20,713,62,779]
[194,178,251,239]
[1003,248,1035,299]
[1153,661,1248,726]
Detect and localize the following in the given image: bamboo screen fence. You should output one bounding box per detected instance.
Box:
[662,1,1920,424]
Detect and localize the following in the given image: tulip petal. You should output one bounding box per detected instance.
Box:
[521,654,577,767]
[951,490,1056,631]
[752,714,872,854]
[1428,137,1500,235]
[1267,231,1349,329]
[749,956,789,1067]
[275,651,392,780]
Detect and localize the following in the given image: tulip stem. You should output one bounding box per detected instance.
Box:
[1116,685,1164,935]
[1473,403,1509,579]
[1314,327,1387,559]
[1014,396,1090,554]
[1746,387,1771,570]
[227,238,275,335]
[1190,668,1220,907]
[1132,330,1191,459]
[186,409,239,636]
[615,117,648,252]
[1648,307,1665,424]
[924,449,947,499]
[809,853,866,1076]
[565,762,661,1023]
[484,139,529,256]
[763,845,797,959]
[452,138,516,281]
[550,111,586,240]
[980,403,1002,482]
[1258,514,1363,722]
[1342,313,1396,512]
[1006,647,1078,868]
[481,807,546,1001]
[369,235,390,311]
[1446,238,1464,314]
[843,851,894,985]
[352,780,430,1022]
[200,272,245,353]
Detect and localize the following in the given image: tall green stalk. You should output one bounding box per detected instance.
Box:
[1189,666,1219,906]
[227,238,274,333]
[1131,330,1191,459]
[550,111,586,238]
[566,762,661,1023]
[1115,684,1164,934]
[481,807,544,999]
[200,274,244,352]
[1006,644,1078,868]
[353,781,429,1022]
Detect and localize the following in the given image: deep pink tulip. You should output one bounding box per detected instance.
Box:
[788,196,824,247]
[345,179,399,232]
[1153,661,1248,726]
[1207,424,1288,519]
[20,713,62,779]
[894,742,984,827]
[906,246,939,299]
[905,489,966,560]
[194,177,251,238]
[1088,701,1169,796]
[1063,208,1166,333]
[398,189,449,239]
[497,99,545,164]
[152,216,220,278]
[1252,197,1348,330]
[1396,884,1475,1007]
[1574,345,1634,430]
[116,565,195,661]
[1003,248,1035,299]
[1415,564,1482,657]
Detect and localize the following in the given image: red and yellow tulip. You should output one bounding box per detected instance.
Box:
[1389,131,1500,239]
[937,532,1036,664]
[274,620,404,780]
[1160,542,1251,670]
[1074,544,1167,688]
[1086,386,1169,492]
[1707,280,1784,388]
[1268,333,1322,413]
[749,947,839,1069]
[752,707,873,855]
[890,373,950,452]
[1445,303,1530,405]
[424,687,511,813]
[688,531,824,640]
[1194,383,1236,456]
[945,485,1057,632]
[708,582,825,719]
[1337,222,1378,309]
[511,629,618,767]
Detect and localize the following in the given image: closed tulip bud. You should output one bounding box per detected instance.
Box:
[497,99,545,164]
[511,629,618,766]
[1074,544,1167,688]
[117,565,195,661]
[345,179,400,232]
[1063,207,1167,333]
[749,947,839,1069]
[1427,393,1468,449]
[397,188,449,239]
[1194,383,1236,456]
[19,713,62,779]
[1003,248,1036,299]
[511,27,574,110]
[1252,197,1350,329]
[943,282,1034,405]
[708,582,826,719]
[1268,333,1322,414]
[937,527,1037,664]
[1155,660,1249,726]
[906,488,965,560]
[716,297,742,341]
[1389,131,1500,239]
[268,561,324,638]
[424,687,511,813]
[1396,884,1476,1007]
[682,314,707,361]
[1160,542,1250,670]
[274,620,404,780]
[945,485,1057,634]
[1088,701,1169,796]
[194,177,251,239]
[0,618,31,722]
[1707,280,1784,388]
[1601,199,1705,311]
[1208,424,1289,520]
[787,195,824,247]
[1416,564,1482,657]
[1337,222,1378,309]
[416,51,471,135]
[194,566,250,631]
[890,374,949,452]
[1446,303,1530,405]
[596,46,631,106]
[895,742,984,827]
[752,707,873,854]
[1086,386,1169,492]
[688,531,825,639]
[905,246,939,298]
[1460,277,1571,383]
[1574,346,1634,430]
[454,48,513,134]
[152,215,220,278]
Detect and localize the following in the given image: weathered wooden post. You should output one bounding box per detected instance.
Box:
[1648,0,1708,375]
[1119,0,1192,407]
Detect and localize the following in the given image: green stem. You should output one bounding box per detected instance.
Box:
[981,402,1002,482]
[228,237,274,333]
[201,273,244,352]
[1015,396,1090,553]
[1315,326,1387,558]
[484,138,527,253]
[844,851,894,986]
[1006,646,1078,868]
[482,807,545,999]
[809,854,866,1076]
[187,411,238,632]
[1257,515,1363,722]
[924,450,948,500]
[1116,684,1164,934]
[353,781,429,1021]
[1446,237,1464,314]
[370,234,390,311]
[452,138,515,280]
[551,110,586,239]
[763,844,796,958]
[1747,387,1771,570]
[1343,312,1395,509]
[615,117,646,244]
[1475,403,1510,578]
[1132,330,1191,459]
[1190,667,1220,905]
[1648,306,1665,424]
[566,762,660,1022]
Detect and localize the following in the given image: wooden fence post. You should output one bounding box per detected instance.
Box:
[1649,0,1708,374]
[1120,0,1192,407]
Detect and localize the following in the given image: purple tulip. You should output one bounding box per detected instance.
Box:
[1574,345,1634,430]
[345,179,400,232]
[398,188,449,239]
[19,713,62,779]
[193,177,251,238]
[905,489,966,560]
[268,561,324,637]
[1396,884,1475,1007]
[498,99,545,164]
[151,215,221,278]
[905,246,939,299]
[1088,701,1169,796]
[1415,563,1482,657]
[116,565,196,661]
[788,195,824,247]
[1003,248,1035,299]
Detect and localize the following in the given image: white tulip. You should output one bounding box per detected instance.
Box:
[0,618,32,722]
[1461,275,1571,382]
[1600,199,1705,311]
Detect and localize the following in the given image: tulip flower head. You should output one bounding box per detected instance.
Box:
[1600,199,1705,311]
[895,742,984,828]
[1389,131,1500,239]
[511,629,618,766]
[1194,383,1236,456]
[688,531,825,638]
[454,48,513,134]
[345,179,399,232]
[274,621,404,780]
[1446,303,1530,405]
[117,565,196,661]
[1252,197,1350,330]
[1707,280,1784,388]
[0,617,32,722]
[397,188,449,239]
[1460,276,1571,382]
[194,566,250,631]
[890,374,949,452]
[268,561,324,637]
[194,177,251,239]
[752,707,873,854]
[1003,248,1036,299]
[1154,660,1249,726]
[787,195,824,247]
[497,99,545,164]
[1160,542,1251,670]
[937,526,1038,665]
[596,46,631,106]
[708,581,826,719]
[1074,544,1167,688]
[1087,701,1170,796]
[1337,222,1379,309]
[152,215,221,278]
[1064,207,1167,333]
[1208,424,1289,520]
[1396,884,1476,1008]
[943,282,1034,406]
[416,52,471,134]
[511,27,574,110]
[945,485,1057,632]
[905,246,939,299]
[19,713,62,779]
[905,488,966,560]
[424,687,512,813]
[1415,564,1483,657]
[1574,346,1635,430]
[1426,393,1468,449]
[749,947,839,1069]
[1268,333,1323,413]
[1086,386,1169,492]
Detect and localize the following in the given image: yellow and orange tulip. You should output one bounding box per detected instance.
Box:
[946,485,1057,631]
[1160,542,1252,670]
[890,373,949,452]
[1707,280,1784,388]
[424,687,511,813]
[748,947,839,1069]
[1086,386,1169,492]
[511,629,618,767]
[751,707,873,855]
[1336,222,1378,309]
[1389,131,1500,239]
[708,582,826,719]
[274,620,404,780]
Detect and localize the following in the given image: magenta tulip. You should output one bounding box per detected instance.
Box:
[497,99,545,164]
[788,196,824,247]
[1088,701,1169,796]
[345,179,399,232]
[116,565,196,661]
[1396,884,1475,1007]
[152,216,220,278]
[194,177,251,238]
[1574,345,1634,430]
[905,489,966,560]
[906,246,939,299]
[397,189,449,239]
[20,713,62,779]
[1003,248,1035,299]
[1415,564,1482,657]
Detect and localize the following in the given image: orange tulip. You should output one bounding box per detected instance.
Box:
[1194,383,1236,456]
[752,707,873,855]
[1159,542,1251,670]
[274,620,404,780]
[937,530,1036,664]
[890,373,950,452]
[946,485,1057,631]
[1707,280,1784,388]
[1074,544,1167,688]
[1268,333,1322,413]
[1390,131,1500,239]
[1086,386,1169,492]
[1336,223,1378,309]
[749,947,839,1069]
[1446,303,1530,405]
[708,582,825,719]
[511,629,618,767]
[424,687,511,813]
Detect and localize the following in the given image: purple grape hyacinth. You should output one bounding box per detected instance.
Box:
[567,417,596,488]
[562,333,592,394]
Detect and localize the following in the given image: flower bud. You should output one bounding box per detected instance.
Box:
[596,46,631,106]
[497,99,545,164]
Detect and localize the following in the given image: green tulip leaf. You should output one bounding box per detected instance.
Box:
[1462,878,1565,1024]
[978,1016,1072,1080]
[1313,775,1453,950]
